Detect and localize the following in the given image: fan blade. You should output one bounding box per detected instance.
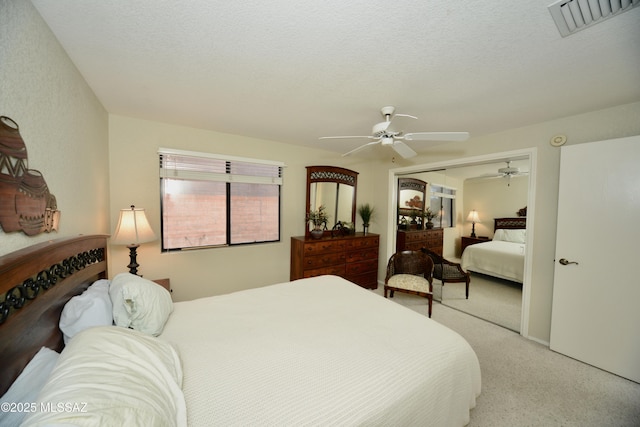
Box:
[319,135,375,140]
[393,113,418,120]
[342,141,380,157]
[404,132,470,142]
[391,142,417,159]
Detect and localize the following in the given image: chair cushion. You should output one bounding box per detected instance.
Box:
[387,274,431,293]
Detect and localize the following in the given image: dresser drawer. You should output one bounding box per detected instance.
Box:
[303,252,345,269]
[345,236,379,250]
[346,271,378,289]
[345,259,378,275]
[303,240,346,255]
[405,231,427,242]
[345,247,378,263]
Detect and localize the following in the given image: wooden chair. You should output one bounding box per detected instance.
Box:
[384,250,435,317]
[422,248,471,299]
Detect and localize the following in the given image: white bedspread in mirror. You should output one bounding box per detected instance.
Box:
[461,240,525,283]
[159,275,481,426]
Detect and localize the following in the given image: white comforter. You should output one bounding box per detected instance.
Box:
[159,275,481,426]
[461,240,525,283]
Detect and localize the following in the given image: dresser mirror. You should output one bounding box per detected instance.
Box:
[397,177,426,227]
[306,166,358,237]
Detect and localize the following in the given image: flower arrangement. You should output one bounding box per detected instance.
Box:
[306,205,329,230]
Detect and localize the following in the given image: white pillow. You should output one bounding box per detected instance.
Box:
[21,326,186,427]
[0,347,59,427]
[59,279,113,344]
[109,273,173,336]
[493,228,526,243]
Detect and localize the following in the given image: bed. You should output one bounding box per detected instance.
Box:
[0,235,481,426]
[460,217,526,283]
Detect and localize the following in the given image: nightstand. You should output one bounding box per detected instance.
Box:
[152,278,171,293]
[461,236,490,254]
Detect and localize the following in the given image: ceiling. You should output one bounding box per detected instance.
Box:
[31,1,640,159]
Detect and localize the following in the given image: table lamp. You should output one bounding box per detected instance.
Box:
[467,210,480,238]
[112,205,156,275]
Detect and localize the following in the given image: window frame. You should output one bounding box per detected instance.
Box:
[429,183,457,229]
[159,148,284,251]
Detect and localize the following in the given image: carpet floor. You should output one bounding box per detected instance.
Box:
[435,272,522,332]
[373,285,640,426]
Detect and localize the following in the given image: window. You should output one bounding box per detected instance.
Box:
[159,148,284,251]
[429,184,456,228]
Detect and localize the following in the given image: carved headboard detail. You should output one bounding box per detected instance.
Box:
[494,217,527,230]
[0,235,108,395]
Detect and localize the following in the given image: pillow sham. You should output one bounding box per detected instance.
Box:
[109,272,173,336]
[21,326,186,427]
[59,278,112,343]
[493,228,526,243]
[0,347,59,427]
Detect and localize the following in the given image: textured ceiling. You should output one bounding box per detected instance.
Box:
[31,0,640,158]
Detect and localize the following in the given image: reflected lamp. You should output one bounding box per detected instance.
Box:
[467,210,480,238]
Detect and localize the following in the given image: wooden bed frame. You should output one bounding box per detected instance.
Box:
[494,217,526,231]
[0,235,109,395]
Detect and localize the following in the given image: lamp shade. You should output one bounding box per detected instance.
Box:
[112,205,156,246]
[467,210,480,223]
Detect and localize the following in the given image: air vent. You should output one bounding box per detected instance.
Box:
[548,0,639,37]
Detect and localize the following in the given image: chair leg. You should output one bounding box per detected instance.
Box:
[465,279,470,299]
[427,295,432,318]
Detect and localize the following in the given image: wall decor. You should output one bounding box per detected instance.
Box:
[0,116,60,236]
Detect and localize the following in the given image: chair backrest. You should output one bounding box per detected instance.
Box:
[388,250,434,279]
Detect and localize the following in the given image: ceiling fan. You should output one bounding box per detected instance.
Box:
[319,106,470,159]
[495,161,528,186]
[497,161,525,178]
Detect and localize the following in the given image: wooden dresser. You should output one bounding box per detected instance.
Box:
[290,233,379,289]
[396,229,443,255]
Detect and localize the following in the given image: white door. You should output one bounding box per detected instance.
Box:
[550,135,640,383]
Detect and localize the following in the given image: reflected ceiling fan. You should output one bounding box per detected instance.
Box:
[319,106,470,159]
[497,161,526,178]
[480,161,528,186]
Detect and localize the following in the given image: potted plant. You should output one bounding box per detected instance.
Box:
[423,207,437,229]
[357,203,375,235]
[306,205,329,239]
[408,209,419,229]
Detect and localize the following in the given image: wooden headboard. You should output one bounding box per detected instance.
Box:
[494,217,526,231]
[0,234,109,395]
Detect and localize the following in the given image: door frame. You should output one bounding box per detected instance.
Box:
[387,147,537,337]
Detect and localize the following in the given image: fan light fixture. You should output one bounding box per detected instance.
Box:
[319,106,470,159]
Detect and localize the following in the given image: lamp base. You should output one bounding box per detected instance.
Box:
[470,223,476,238]
[126,244,140,275]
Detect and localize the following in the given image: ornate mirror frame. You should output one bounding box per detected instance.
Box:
[397,177,426,227]
[305,166,358,238]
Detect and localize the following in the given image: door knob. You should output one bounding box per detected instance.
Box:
[559,258,578,266]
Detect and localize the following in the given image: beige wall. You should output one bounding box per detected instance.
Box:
[0,0,109,256]
[463,175,528,240]
[108,115,374,301]
[372,101,640,343]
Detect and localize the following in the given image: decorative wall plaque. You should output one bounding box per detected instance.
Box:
[0,116,60,236]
